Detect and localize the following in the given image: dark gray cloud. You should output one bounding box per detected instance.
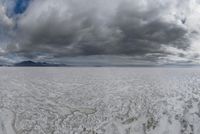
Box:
[1,0,200,64]
[112,3,188,56]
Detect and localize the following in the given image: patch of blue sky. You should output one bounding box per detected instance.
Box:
[14,0,31,14]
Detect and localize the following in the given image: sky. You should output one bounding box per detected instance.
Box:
[1,0,200,65]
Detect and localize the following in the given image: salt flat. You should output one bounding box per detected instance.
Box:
[0,67,200,134]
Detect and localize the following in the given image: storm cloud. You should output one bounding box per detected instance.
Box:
[1,0,200,65]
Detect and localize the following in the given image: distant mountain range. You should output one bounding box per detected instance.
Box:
[8,60,200,67]
[14,61,65,67]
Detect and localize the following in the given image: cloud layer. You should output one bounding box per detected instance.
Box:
[1,0,200,65]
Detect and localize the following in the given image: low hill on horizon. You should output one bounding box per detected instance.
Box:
[14,61,65,67]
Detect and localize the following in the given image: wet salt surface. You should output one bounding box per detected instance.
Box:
[0,67,200,134]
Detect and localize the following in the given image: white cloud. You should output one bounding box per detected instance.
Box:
[0,4,14,29]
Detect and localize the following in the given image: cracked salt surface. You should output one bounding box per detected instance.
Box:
[0,67,200,134]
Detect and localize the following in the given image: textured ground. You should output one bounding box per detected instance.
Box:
[0,67,200,134]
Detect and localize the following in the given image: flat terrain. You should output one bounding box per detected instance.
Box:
[0,67,200,134]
